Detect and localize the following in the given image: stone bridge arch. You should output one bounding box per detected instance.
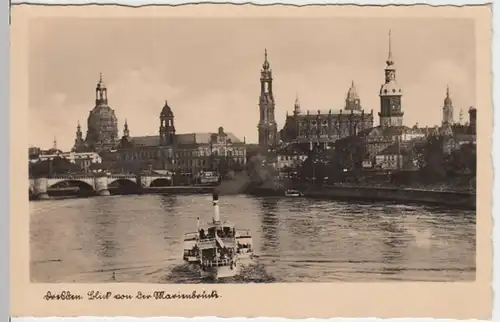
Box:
[108,177,140,193]
[47,178,96,191]
[108,177,138,186]
[142,175,173,188]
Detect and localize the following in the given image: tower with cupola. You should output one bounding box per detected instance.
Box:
[345,81,362,111]
[442,85,454,125]
[159,100,176,146]
[378,31,404,127]
[257,49,278,149]
[72,121,87,152]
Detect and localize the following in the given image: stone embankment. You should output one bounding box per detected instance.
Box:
[247,184,476,209]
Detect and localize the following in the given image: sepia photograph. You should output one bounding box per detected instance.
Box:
[11,2,492,319]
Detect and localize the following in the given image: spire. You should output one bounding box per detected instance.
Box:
[262,48,270,71]
[97,72,105,89]
[444,85,452,106]
[386,30,394,67]
[52,136,57,150]
[123,118,130,137]
[293,92,301,115]
[77,120,81,131]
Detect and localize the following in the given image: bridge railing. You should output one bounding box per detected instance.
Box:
[29,174,172,180]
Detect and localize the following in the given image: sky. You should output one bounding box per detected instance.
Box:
[28,16,476,151]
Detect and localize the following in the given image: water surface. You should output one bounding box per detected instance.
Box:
[30,194,476,283]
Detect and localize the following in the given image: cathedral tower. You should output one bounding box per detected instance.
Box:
[85,73,119,152]
[159,100,176,146]
[442,85,454,125]
[345,81,362,111]
[378,31,404,127]
[257,49,278,148]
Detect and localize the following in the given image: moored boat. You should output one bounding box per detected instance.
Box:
[285,189,303,197]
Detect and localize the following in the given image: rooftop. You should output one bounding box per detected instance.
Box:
[131,132,243,148]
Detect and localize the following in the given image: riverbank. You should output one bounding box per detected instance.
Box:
[31,183,476,210]
[247,185,476,209]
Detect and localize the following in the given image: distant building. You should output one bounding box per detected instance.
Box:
[279,82,374,147]
[373,141,414,170]
[73,73,119,153]
[29,138,64,161]
[442,86,454,125]
[275,144,308,171]
[116,100,247,176]
[29,151,102,172]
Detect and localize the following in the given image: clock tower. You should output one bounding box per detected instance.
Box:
[378,30,404,128]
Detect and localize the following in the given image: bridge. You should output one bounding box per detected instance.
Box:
[29,173,173,199]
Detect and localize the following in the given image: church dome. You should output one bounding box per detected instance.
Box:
[380,82,403,96]
[346,81,360,101]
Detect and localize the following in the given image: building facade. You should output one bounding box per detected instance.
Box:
[279,81,374,146]
[116,101,247,177]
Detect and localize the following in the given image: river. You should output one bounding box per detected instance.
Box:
[30,194,476,283]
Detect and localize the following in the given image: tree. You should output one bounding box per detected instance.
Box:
[421,135,447,180]
[333,136,367,173]
[445,143,476,175]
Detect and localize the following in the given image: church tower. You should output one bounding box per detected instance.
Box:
[123,119,130,138]
[345,81,362,111]
[442,85,454,125]
[257,49,278,149]
[72,121,86,152]
[378,31,404,127]
[119,119,133,149]
[159,100,176,146]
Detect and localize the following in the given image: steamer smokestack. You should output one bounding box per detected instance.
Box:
[212,191,220,223]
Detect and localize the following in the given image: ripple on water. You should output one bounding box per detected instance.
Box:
[30,194,476,283]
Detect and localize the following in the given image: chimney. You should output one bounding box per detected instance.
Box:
[212,191,220,223]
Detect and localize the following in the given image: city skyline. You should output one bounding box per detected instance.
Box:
[29,17,475,151]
